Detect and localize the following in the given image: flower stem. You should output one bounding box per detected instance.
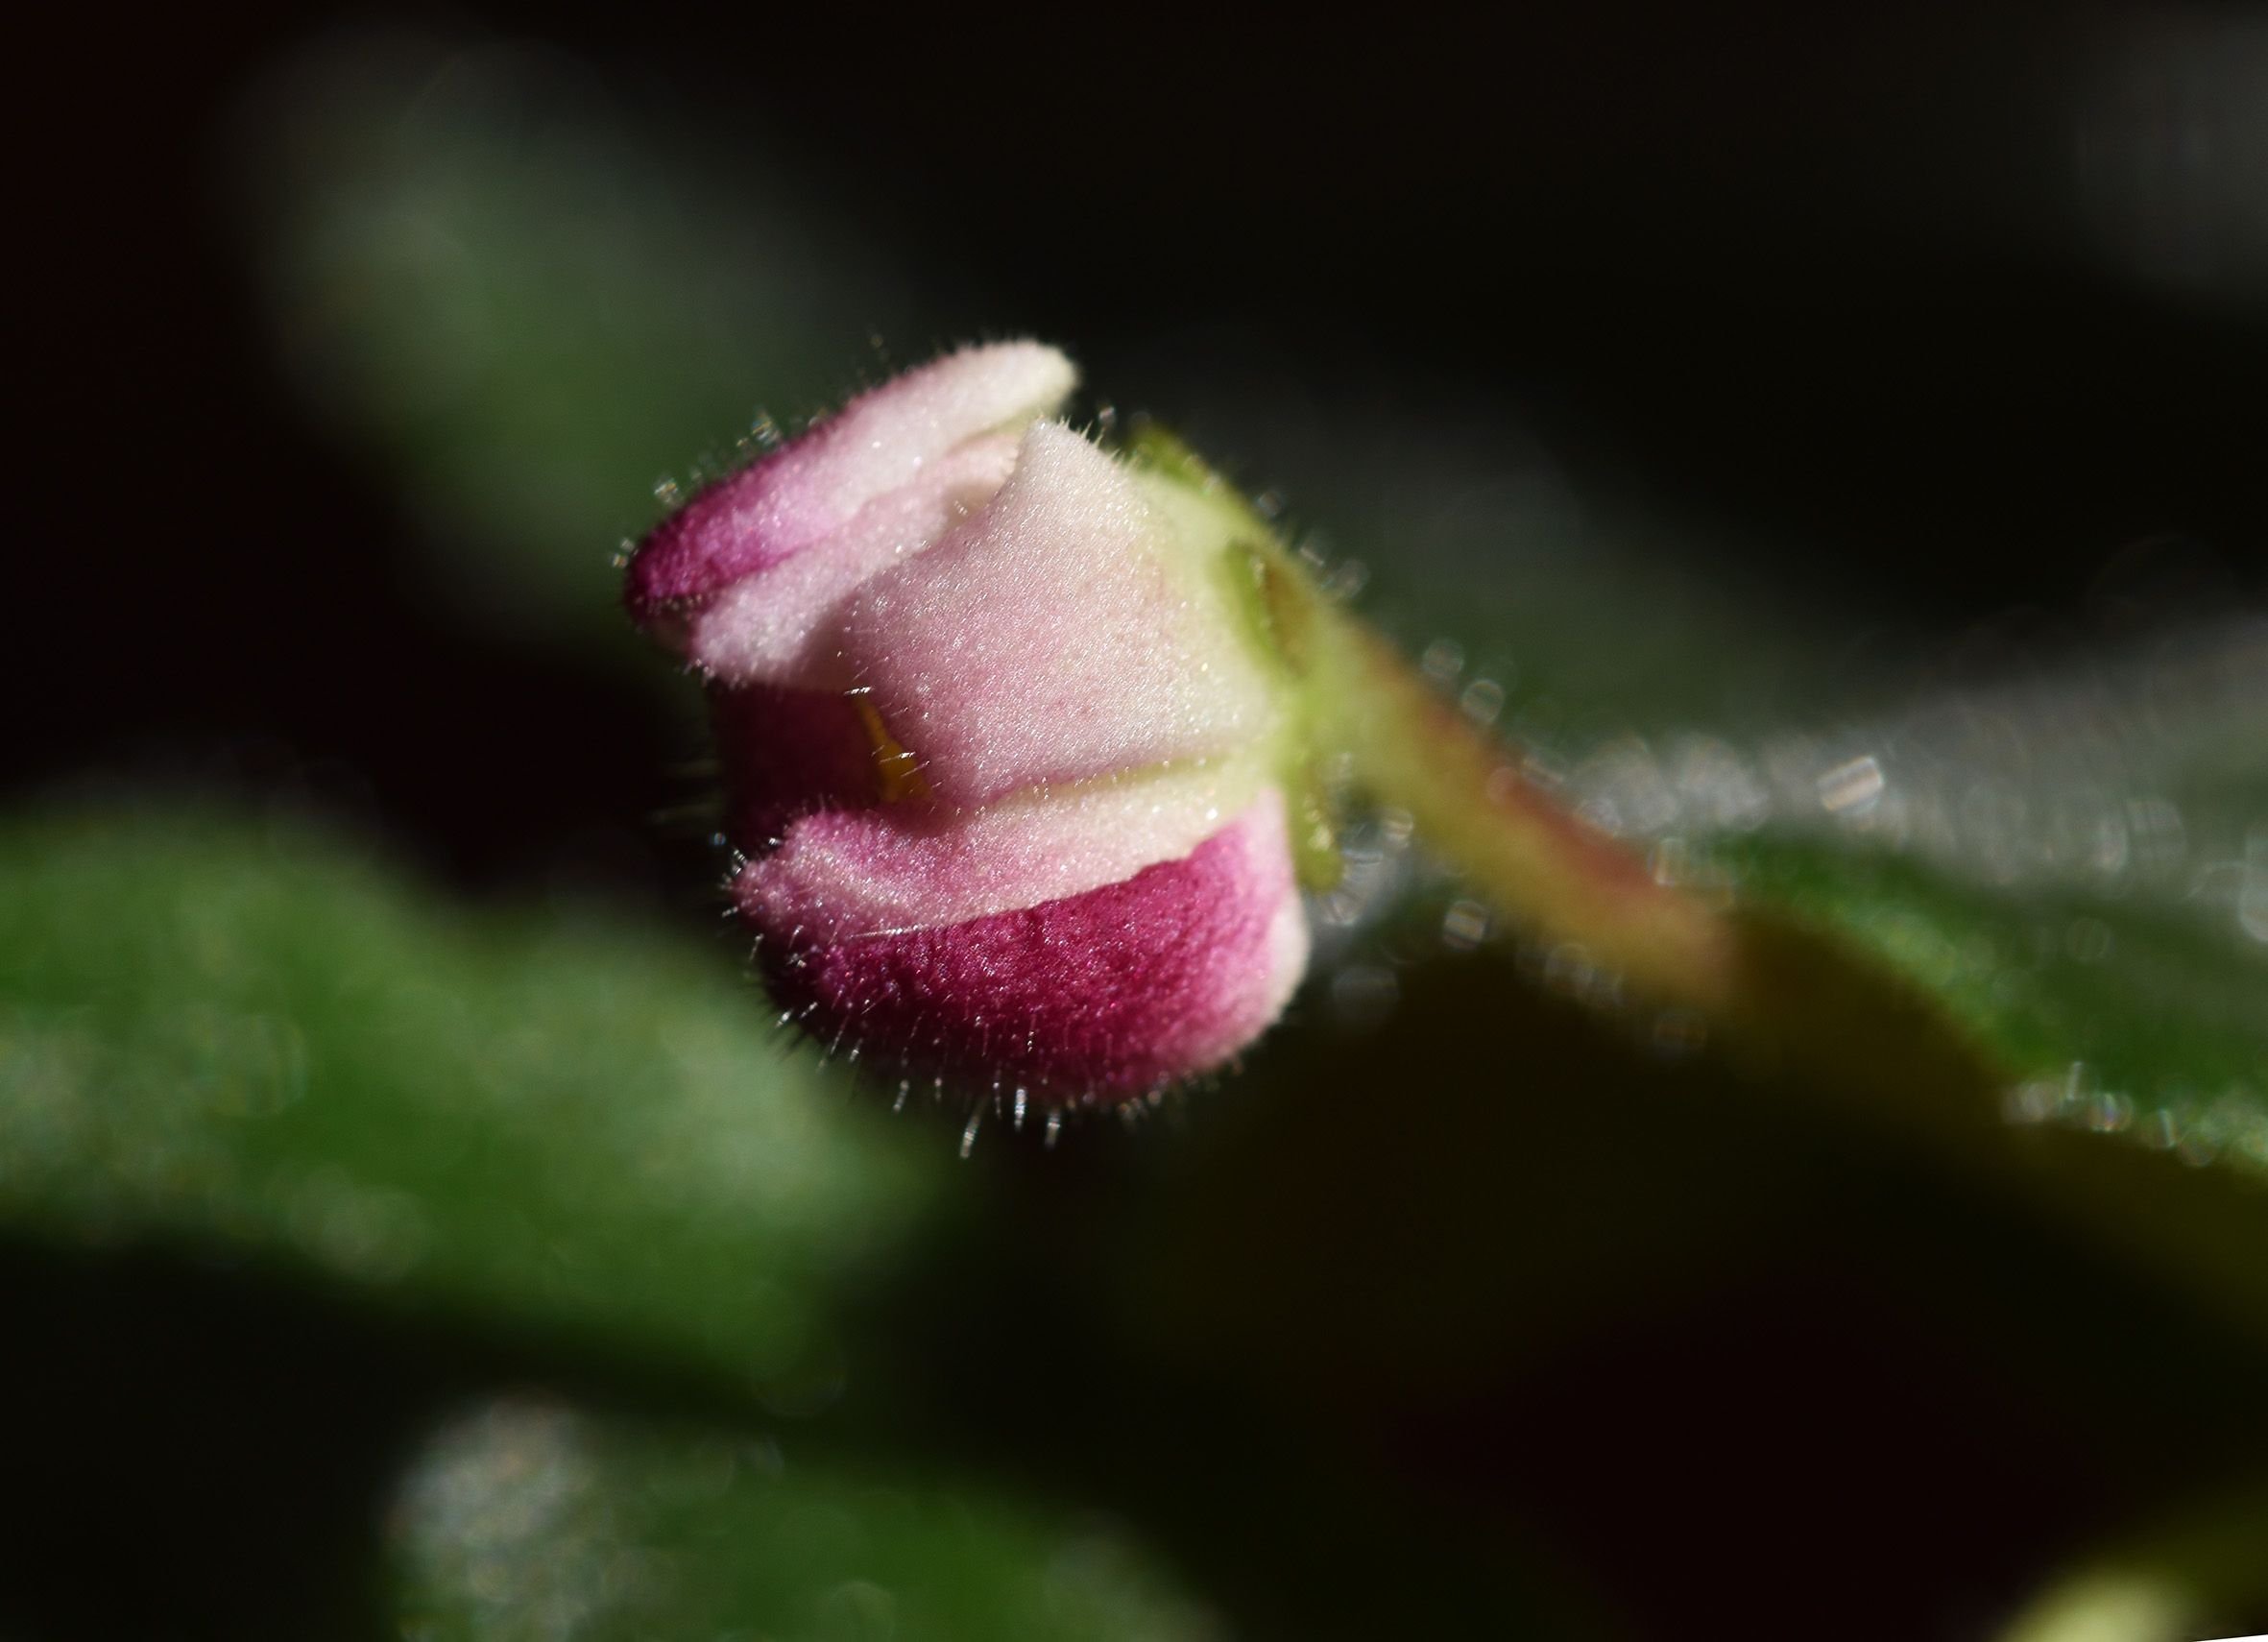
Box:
[1297,598,1738,1016]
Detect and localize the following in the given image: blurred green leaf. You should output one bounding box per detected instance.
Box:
[390,1398,1219,1642]
[1724,834,2268,1168]
[1684,621,2268,1195]
[1704,830,2268,1349]
[0,808,935,1389]
[236,32,920,643]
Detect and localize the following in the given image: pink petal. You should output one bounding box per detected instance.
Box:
[626,341,1075,630]
[686,435,1019,688]
[845,423,1279,806]
[756,790,1307,1100]
[735,761,1266,939]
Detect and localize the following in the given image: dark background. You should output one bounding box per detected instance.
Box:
[11,4,2267,1637]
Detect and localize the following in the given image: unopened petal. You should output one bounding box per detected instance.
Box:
[758,790,1307,1100]
[627,341,1074,629]
[846,423,1279,806]
[688,435,1019,687]
[736,761,1267,939]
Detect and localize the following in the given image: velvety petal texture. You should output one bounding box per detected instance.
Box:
[688,435,1023,687]
[624,341,1308,1105]
[738,762,1267,942]
[627,342,1074,624]
[846,423,1279,805]
[760,794,1306,1099]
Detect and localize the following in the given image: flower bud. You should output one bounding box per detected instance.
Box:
[626,343,1308,1106]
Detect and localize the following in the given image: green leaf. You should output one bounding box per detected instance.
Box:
[1706,847,2268,1352]
[1677,620,2268,1193]
[1720,834,2268,1172]
[389,1399,1220,1642]
[0,807,935,1389]
[234,34,919,643]
[1645,628,2268,1338]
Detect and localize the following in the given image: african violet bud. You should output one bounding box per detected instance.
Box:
[626,343,1308,1106]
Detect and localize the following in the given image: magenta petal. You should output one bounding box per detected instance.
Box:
[755,791,1307,1101]
[711,683,881,847]
[847,423,1279,805]
[626,341,1074,630]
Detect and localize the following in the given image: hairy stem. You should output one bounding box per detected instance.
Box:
[1295,592,1737,1015]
